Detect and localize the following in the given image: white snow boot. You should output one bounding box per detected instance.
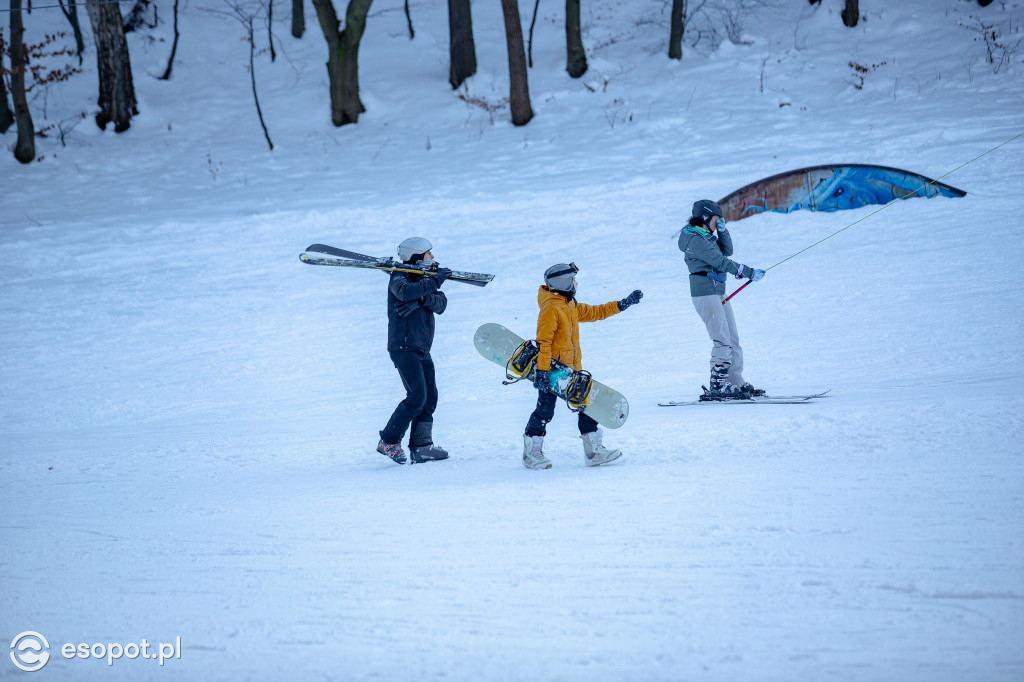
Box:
[522,435,552,470]
[581,429,622,467]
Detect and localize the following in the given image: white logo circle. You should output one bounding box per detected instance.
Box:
[10,631,50,672]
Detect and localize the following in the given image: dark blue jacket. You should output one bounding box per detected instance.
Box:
[387,271,447,353]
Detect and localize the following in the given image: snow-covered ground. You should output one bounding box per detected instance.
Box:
[2,0,1023,679]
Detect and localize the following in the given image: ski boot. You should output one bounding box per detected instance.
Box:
[523,434,552,470]
[701,364,754,401]
[410,444,449,464]
[740,382,766,397]
[581,428,623,467]
[408,422,449,464]
[377,439,407,465]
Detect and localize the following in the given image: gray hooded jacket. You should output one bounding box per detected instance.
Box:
[677,224,746,297]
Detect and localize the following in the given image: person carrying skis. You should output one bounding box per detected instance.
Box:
[678,199,766,399]
[522,263,643,470]
[377,237,453,465]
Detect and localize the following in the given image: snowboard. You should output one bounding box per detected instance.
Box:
[300,244,495,287]
[658,390,830,407]
[473,323,629,429]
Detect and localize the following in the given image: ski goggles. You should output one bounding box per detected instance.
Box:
[546,263,579,279]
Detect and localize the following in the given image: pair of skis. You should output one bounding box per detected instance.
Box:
[300,244,495,287]
[658,390,831,407]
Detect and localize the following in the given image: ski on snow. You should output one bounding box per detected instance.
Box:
[300,244,495,287]
[658,390,831,406]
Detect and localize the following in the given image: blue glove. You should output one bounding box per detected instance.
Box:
[533,369,551,393]
[434,267,452,285]
[735,264,765,281]
[618,290,643,311]
[706,271,727,283]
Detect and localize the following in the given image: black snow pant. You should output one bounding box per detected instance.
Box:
[380,351,438,445]
[525,388,598,438]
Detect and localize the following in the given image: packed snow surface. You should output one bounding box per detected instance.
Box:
[2,0,1023,680]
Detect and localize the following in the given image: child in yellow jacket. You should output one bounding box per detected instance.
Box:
[523,262,643,469]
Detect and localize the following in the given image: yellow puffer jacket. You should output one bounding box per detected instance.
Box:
[535,285,621,371]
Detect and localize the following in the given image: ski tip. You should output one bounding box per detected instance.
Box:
[300,252,328,264]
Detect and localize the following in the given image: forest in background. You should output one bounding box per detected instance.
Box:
[2,0,1016,164]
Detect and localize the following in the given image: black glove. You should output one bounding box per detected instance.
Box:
[618,289,643,311]
[434,267,452,285]
[395,298,424,317]
[533,369,550,393]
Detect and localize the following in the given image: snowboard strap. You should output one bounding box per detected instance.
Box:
[564,370,593,412]
[503,339,540,384]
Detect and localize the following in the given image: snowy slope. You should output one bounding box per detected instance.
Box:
[2,1,1023,680]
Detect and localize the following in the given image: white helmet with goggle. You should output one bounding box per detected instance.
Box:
[544,262,579,294]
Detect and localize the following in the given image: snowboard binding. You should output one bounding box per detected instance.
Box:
[500,338,592,412]
[563,370,593,412]
[503,339,540,383]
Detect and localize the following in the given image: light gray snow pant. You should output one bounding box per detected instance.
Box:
[691,294,745,386]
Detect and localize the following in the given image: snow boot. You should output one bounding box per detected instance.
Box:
[581,428,623,467]
[408,422,449,464]
[523,434,552,470]
[376,439,407,465]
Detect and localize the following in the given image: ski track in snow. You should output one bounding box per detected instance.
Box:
[2,1,1023,680]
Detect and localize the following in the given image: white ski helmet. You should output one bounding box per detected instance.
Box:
[397,237,433,263]
[544,262,579,294]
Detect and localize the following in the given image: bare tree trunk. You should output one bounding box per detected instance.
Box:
[85,0,137,131]
[292,0,304,37]
[841,0,858,27]
[58,0,86,65]
[160,0,181,80]
[10,0,35,162]
[565,0,586,77]
[0,38,15,134]
[447,0,476,89]
[311,0,373,126]
[246,15,273,149]
[527,0,539,67]
[403,0,413,39]
[500,0,533,126]
[0,91,12,136]
[669,0,685,60]
[267,0,276,60]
